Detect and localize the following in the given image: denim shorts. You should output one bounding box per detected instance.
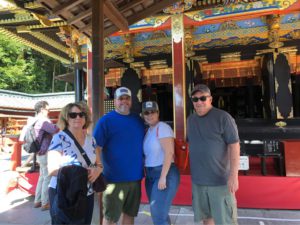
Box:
[192,184,238,225]
[102,181,141,223]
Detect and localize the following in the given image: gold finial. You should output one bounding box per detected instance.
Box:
[275,121,287,128]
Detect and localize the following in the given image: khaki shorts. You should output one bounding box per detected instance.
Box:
[192,183,238,225]
[102,181,141,223]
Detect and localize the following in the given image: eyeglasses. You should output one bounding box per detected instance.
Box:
[191,96,210,102]
[68,112,85,119]
[143,110,157,116]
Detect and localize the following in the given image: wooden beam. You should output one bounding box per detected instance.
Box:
[68,8,92,25]
[79,22,91,33]
[118,0,145,12]
[52,0,86,15]
[104,25,119,37]
[127,0,179,25]
[103,0,179,37]
[103,0,128,32]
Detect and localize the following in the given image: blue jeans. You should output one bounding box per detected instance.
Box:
[145,163,180,225]
[49,187,94,225]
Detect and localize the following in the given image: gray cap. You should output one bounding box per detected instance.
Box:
[114,87,131,99]
[142,101,159,112]
[191,84,211,96]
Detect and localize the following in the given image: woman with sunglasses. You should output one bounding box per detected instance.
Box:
[142,101,180,225]
[47,102,102,225]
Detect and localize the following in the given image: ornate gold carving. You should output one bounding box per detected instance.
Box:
[219,21,239,31]
[144,15,170,28]
[221,52,241,62]
[57,26,88,62]
[185,26,195,58]
[24,2,43,9]
[0,0,18,11]
[163,0,196,14]
[172,14,184,43]
[275,121,287,127]
[267,15,284,49]
[31,32,68,53]
[289,30,300,39]
[140,44,171,55]
[123,33,134,63]
[150,30,168,39]
[32,13,52,27]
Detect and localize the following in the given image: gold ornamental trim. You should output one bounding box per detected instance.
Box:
[30,32,68,53]
[275,121,287,127]
[171,14,184,43]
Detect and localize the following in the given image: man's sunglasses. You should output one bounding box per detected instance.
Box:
[143,110,157,115]
[191,96,210,102]
[68,112,85,119]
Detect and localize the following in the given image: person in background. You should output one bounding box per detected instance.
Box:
[32,101,58,210]
[93,87,145,225]
[187,84,240,225]
[19,116,35,168]
[142,101,180,225]
[48,102,102,225]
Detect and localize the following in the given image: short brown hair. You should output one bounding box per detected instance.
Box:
[34,101,49,114]
[57,102,92,130]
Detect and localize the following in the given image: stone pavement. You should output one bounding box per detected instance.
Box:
[2,187,300,225]
[1,151,300,225]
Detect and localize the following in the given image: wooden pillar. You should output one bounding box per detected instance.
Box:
[171,14,186,140]
[74,65,84,102]
[87,51,93,115]
[91,0,104,128]
[186,59,193,118]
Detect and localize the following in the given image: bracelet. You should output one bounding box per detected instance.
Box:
[96,163,103,168]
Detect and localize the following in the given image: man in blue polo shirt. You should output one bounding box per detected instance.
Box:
[93,87,145,225]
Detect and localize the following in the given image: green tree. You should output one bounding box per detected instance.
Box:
[0,33,71,93]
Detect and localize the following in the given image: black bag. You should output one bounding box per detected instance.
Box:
[23,121,44,153]
[64,129,107,192]
[93,173,107,192]
[53,165,88,224]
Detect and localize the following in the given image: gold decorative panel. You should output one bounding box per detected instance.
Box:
[201,59,261,79]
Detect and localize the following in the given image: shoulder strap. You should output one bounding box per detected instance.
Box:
[156,125,159,138]
[63,129,92,166]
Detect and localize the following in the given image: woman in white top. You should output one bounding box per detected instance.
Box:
[142,101,180,225]
[47,102,102,225]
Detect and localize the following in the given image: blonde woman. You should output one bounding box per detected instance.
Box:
[48,102,102,225]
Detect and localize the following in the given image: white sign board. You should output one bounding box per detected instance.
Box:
[239,156,249,170]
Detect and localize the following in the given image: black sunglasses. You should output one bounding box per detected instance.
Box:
[143,110,157,116]
[191,96,210,102]
[68,112,85,119]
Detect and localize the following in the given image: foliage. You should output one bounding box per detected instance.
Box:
[0,33,72,93]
